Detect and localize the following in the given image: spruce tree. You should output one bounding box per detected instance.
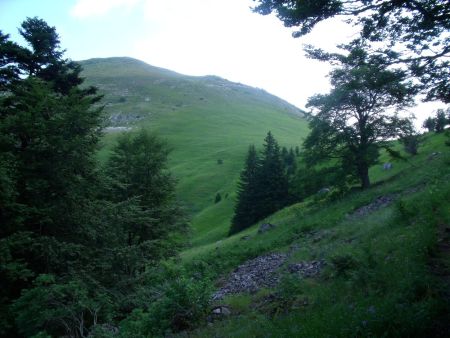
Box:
[0,18,103,336]
[229,145,259,235]
[229,133,291,235]
[255,131,289,220]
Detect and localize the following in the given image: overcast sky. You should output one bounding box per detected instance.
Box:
[1,0,446,123]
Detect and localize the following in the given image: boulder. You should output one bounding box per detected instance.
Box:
[207,305,232,323]
[211,305,231,316]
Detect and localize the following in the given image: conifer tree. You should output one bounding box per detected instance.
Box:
[0,18,104,336]
[229,132,291,235]
[423,117,437,132]
[255,131,289,219]
[435,109,449,132]
[229,145,260,235]
[106,129,187,247]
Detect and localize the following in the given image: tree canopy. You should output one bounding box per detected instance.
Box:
[230,132,290,235]
[304,42,416,189]
[0,18,187,337]
[253,0,450,103]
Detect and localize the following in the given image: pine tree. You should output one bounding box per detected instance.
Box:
[229,145,260,235]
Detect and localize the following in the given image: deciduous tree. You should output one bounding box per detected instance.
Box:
[253,0,450,103]
[304,43,415,189]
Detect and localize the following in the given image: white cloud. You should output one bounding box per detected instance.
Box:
[70,0,141,19]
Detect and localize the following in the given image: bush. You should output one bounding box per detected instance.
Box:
[13,275,114,338]
[120,271,212,336]
[330,253,360,277]
[401,134,420,155]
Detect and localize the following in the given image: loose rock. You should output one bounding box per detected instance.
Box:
[349,195,396,218]
[287,260,326,277]
[212,253,287,300]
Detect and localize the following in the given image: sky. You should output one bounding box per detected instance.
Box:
[0,0,446,124]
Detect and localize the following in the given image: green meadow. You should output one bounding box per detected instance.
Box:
[81,57,309,246]
[82,58,449,336]
[185,133,450,337]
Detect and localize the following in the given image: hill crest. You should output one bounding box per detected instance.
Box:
[79,57,305,124]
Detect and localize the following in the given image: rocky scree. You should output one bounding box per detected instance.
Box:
[213,253,325,300]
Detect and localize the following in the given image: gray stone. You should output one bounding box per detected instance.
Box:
[258,223,276,234]
[428,152,441,160]
[211,305,231,316]
[383,162,393,170]
[212,253,287,300]
[287,260,326,277]
[349,195,396,218]
[317,187,330,194]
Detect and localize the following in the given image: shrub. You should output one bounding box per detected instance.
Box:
[401,134,420,155]
[330,253,360,277]
[120,272,212,336]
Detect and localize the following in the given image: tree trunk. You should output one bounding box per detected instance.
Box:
[358,164,370,189]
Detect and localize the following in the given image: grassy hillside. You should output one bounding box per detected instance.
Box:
[181,132,450,337]
[80,57,309,246]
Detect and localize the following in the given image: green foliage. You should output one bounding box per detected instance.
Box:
[106,129,187,249]
[423,109,450,134]
[13,275,114,338]
[423,116,437,132]
[0,18,188,337]
[304,42,415,189]
[330,253,360,277]
[120,267,212,336]
[400,133,421,155]
[83,56,309,247]
[214,192,222,204]
[0,18,106,336]
[229,145,260,234]
[435,108,449,132]
[253,0,450,103]
[256,131,290,216]
[190,145,450,336]
[230,132,290,234]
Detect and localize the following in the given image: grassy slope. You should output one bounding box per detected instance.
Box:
[81,57,309,246]
[182,132,450,337]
